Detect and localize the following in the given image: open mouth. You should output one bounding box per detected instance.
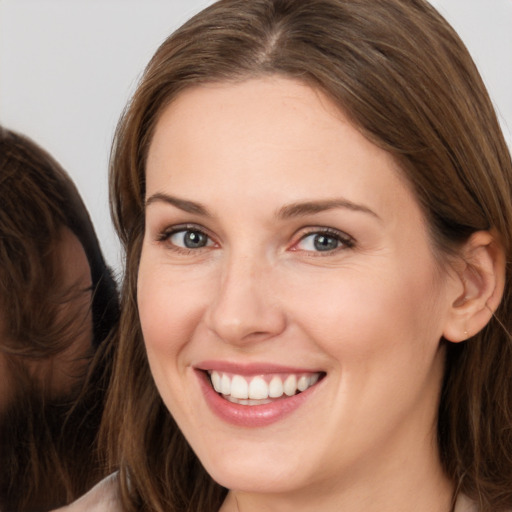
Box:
[207,370,325,406]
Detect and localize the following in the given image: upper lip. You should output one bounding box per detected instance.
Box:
[194,360,324,376]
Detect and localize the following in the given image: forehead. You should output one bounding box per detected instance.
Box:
[146,77,419,225]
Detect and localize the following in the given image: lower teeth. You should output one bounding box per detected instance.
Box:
[224,395,274,406]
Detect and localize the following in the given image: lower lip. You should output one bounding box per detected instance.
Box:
[196,370,322,427]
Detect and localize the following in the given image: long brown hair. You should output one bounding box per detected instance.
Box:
[0,127,119,511]
[105,1,512,511]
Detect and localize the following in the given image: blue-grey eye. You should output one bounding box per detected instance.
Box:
[296,232,347,252]
[313,234,339,251]
[170,229,211,249]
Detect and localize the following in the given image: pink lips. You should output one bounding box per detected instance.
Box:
[195,361,324,427]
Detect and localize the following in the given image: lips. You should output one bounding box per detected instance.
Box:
[195,363,325,426]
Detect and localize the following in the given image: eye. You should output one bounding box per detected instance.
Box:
[293,229,354,253]
[164,228,215,250]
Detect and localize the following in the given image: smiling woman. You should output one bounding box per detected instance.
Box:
[59,0,512,511]
[139,79,460,490]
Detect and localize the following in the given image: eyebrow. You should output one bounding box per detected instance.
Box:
[277,198,380,220]
[145,193,211,216]
[145,192,380,221]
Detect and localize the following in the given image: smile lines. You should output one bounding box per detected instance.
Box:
[208,371,322,405]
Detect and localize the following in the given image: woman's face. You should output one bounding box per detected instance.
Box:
[139,78,459,497]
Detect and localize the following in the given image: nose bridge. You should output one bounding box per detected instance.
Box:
[206,247,285,345]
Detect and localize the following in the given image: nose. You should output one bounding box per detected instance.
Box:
[205,254,287,346]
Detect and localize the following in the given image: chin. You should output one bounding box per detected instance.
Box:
[194,439,311,494]
[208,463,303,495]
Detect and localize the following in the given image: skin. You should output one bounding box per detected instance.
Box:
[138,77,466,512]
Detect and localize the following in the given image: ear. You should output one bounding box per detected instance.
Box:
[443,230,506,343]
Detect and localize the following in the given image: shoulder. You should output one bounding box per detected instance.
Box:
[453,494,512,512]
[51,473,122,512]
[453,493,512,512]
[454,494,478,512]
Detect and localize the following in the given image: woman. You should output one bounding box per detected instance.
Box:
[62,0,512,511]
[0,127,119,511]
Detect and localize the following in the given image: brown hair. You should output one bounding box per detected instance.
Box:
[0,127,119,511]
[105,1,512,511]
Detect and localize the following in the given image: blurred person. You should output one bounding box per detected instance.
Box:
[0,126,119,512]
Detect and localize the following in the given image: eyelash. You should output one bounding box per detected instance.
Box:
[156,225,355,255]
[292,227,355,255]
[156,224,216,254]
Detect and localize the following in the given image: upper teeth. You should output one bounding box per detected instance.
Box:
[209,371,320,400]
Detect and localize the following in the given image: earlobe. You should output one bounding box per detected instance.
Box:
[443,230,505,343]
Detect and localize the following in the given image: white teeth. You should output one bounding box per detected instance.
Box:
[220,373,231,395]
[231,375,249,399]
[211,371,221,392]
[268,376,284,398]
[226,396,273,406]
[297,375,309,392]
[283,375,297,396]
[248,376,268,400]
[208,370,322,403]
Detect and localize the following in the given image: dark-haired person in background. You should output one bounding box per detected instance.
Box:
[0,126,119,511]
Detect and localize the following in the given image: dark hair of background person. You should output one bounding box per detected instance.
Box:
[103,0,512,511]
[0,126,119,511]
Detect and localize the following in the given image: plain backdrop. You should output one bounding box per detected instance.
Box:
[1,0,511,272]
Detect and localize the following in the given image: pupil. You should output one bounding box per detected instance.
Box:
[314,234,338,251]
[184,231,207,248]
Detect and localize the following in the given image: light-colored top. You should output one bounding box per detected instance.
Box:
[52,473,122,512]
[53,474,481,512]
[454,493,478,512]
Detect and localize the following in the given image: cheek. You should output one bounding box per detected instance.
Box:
[284,261,446,366]
[137,261,212,367]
